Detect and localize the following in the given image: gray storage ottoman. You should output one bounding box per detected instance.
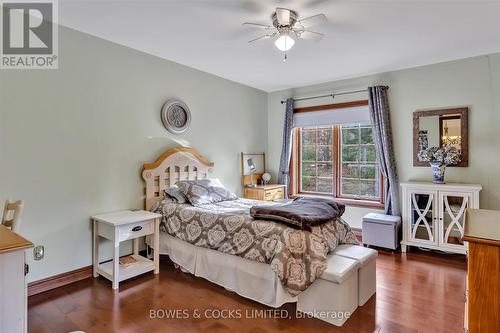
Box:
[362,213,401,250]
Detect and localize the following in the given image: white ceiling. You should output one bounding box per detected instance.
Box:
[60,0,500,92]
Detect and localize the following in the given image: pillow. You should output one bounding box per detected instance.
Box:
[164,186,188,204]
[175,179,237,206]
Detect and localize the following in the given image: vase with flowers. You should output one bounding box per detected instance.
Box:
[417,146,461,184]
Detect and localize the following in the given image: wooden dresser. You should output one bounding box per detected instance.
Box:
[463,209,500,333]
[0,225,33,333]
[243,184,285,201]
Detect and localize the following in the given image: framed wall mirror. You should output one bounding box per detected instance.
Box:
[413,107,469,167]
[240,152,266,186]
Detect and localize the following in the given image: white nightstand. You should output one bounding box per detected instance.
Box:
[91,210,162,289]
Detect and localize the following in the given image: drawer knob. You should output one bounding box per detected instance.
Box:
[132,226,143,232]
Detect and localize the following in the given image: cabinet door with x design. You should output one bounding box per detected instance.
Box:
[401,182,481,254]
[438,191,471,252]
[407,189,438,246]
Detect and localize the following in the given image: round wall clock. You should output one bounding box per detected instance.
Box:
[160,99,191,134]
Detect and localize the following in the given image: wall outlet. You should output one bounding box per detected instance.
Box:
[33,245,44,261]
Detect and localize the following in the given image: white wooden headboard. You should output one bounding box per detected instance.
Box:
[142,147,214,210]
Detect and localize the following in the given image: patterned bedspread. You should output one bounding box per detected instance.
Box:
[153,198,358,296]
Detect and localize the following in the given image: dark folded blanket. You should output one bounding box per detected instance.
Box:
[250,197,346,231]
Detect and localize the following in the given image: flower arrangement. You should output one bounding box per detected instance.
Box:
[418,146,460,184]
[418,146,461,166]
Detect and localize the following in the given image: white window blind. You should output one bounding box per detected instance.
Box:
[293,105,370,127]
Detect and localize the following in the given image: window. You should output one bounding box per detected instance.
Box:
[340,123,380,199]
[300,127,334,194]
[293,122,383,206]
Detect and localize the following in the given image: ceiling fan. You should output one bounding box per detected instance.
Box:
[243,8,327,61]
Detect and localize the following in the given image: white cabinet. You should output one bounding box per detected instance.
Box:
[0,226,33,333]
[401,182,481,254]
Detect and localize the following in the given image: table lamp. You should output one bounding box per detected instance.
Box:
[247,158,257,187]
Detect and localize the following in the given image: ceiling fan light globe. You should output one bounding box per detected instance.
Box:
[274,35,295,51]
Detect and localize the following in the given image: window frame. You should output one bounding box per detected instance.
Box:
[298,126,337,196]
[338,123,380,201]
[290,101,384,209]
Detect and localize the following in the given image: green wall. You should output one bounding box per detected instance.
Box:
[0,26,268,282]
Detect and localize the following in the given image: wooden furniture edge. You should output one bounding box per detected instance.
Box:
[0,225,33,254]
[28,265,93,296]
[463,235,500,247]
[142,147,214,172]
[0,241,33,254]
[465,233,500,331]
[246,184,285,189]
[464,209,500,246]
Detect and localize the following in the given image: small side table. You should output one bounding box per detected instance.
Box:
[91,210,162,289]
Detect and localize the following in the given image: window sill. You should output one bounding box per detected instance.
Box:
[292,193,384,209]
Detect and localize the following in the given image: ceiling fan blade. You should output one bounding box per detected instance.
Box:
[248,34,272,43]
[296,13,327,29]
[296,30,324,41]
[275,7,291,25]
[242,22,272,29]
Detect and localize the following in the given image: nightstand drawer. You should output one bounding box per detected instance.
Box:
[265,188,284,200]
[118,220,154,241]
[243,185,285,201]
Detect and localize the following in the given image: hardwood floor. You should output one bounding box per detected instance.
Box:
[28,250,466,333]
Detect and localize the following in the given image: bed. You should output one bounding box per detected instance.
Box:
[146,199,298,307]
[142,147,376,326]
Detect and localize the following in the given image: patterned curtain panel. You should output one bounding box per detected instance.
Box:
[368,86,401,216]
[277,98,294,198]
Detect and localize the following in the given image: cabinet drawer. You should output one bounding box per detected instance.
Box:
[244,188,262,200]
[118,220,154,241]
[264,188,284,201]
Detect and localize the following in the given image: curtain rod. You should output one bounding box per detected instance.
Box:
[280,86,389,104]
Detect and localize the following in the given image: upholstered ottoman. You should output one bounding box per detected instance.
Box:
[334,244,378,306]
[296,255,359,327]
[362,213,401,250]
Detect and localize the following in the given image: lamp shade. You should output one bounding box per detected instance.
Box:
[247,158,256,172]
[274,35,295,51]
